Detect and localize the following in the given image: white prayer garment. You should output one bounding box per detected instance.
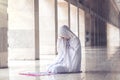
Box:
[47,25,81,73]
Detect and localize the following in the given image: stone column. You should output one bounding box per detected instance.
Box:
[0,0,8,68]
[34,0,39,60]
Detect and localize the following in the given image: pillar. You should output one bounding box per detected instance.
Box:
[0,0,8,68]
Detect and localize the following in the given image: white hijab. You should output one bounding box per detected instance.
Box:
[58,25,77,39]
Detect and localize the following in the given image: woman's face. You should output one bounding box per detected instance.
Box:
[59,25,71,39]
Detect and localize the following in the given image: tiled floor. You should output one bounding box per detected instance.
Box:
[0,47,120,80]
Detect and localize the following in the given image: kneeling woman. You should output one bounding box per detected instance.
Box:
[47,25,81,73]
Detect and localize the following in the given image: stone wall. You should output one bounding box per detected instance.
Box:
[8,0,35,60]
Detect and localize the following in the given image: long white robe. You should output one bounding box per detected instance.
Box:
[47,25,81,73]
[47,37,81,73]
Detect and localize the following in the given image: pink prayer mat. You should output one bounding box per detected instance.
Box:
[19,71,82,77]
[19,72,54,76]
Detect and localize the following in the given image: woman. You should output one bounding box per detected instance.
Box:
[47,25,81,73]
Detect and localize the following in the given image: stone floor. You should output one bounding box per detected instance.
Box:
[0,47,120,80]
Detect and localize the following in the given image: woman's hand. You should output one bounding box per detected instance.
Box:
[59,36,69,40]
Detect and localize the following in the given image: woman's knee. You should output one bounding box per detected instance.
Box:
[54,66,68,73]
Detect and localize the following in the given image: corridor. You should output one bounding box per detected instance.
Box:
[0,0,120,80]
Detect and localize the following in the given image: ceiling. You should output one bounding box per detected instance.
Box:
[114,0,120,11]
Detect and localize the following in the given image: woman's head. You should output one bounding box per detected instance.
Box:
[59,25,76,39]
